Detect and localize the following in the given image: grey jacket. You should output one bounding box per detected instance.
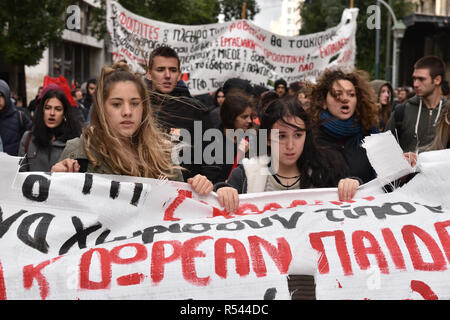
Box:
[59,137,184,181]
[385,95,447,152]
[18,131,66,172]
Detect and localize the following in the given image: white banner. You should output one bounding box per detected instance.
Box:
[106,0,358,95]
[0,148,449,300]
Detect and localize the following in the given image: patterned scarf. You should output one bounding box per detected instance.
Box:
[320,110,378,147]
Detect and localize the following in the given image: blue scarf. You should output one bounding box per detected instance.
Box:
[320,110,378,147]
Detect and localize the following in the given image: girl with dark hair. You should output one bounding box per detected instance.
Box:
[208,87,225,128]
[18,88,82,171]
[214,96,359,213]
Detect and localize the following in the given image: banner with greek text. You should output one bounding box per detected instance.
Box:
[0,148,449,300]
[106,0,358,95]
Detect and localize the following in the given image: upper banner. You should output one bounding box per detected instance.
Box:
[106,0,358,95]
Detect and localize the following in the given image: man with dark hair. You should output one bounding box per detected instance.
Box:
[145,45,213,181]
[82,78,96,112]
[385,55,447,152]
[274,78,288,97]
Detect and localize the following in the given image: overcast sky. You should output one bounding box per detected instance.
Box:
[253,0,282,31]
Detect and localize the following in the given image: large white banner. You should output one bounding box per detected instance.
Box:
[0,147,449,300]
[106,0,358,95]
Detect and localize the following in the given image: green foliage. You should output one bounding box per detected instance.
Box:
[220,0,260,21]
[0,0,71,66]
[299,0,413,79]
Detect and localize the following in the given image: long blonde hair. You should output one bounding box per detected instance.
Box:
[422,100,450,151]
[82,61,177,178]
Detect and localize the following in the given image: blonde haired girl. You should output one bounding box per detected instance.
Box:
[52,61,212,194]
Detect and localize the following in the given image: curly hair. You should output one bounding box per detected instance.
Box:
[82,61,177,179]
[309,69,379,132]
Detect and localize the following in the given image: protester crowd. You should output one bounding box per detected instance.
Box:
[1,48,448,202]
[0,45,449,301]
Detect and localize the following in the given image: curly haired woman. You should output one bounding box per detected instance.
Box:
[308,68,380,184]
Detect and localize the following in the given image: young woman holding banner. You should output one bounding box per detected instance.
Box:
[51,61,212,195]
[214,96,360,214]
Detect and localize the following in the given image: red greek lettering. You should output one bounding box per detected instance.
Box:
[79,248,112,290]
[434,220,450,263]
[410,280,439,300]
[23,256,63,300]
[309,230,353,275]
[164,190,193,221]
[352,230,389,274]
[0,260,6,300]
[151,240,182,284]
[214,238,250,278]
[110,243,147,286]
[182,236,213,286]
[402,225,447,271]
[248,235,292,277]
[382,228,406,270]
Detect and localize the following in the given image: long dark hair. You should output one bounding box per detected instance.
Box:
[260,96,346,188]
[32,89,82,147]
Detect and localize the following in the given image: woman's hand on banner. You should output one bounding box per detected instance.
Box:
[217,187,239,213]
[338,178,360,201]
[187,174,213,195]
[51,158,80,173]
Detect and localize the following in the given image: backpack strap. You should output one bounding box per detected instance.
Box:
[24,131,32,154]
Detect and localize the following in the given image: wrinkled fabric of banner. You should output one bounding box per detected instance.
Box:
[106,0,358,95]
[0,147,449,300]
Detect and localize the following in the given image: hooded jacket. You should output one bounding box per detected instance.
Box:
[0,80,31,156]
[385,94,447,152]
[370,80,394,105]
[370,79,394,130]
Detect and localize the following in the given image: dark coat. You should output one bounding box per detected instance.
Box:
[18,131,67,172]
[313,127,375,184]
[0,80,31,156]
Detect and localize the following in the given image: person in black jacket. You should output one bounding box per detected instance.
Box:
[145,46,214,181]
[0,79,32,156]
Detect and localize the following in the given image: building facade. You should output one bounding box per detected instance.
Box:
[398,0,450,86]
[270,0,303,36]
[25,0,112,104]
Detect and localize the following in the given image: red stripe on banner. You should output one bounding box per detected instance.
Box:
[0,260,6,300]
